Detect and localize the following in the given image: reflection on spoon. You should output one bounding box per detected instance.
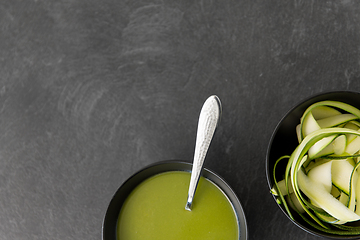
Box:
[185,95,222,211]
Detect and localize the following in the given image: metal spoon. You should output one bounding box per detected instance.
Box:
[185,95,222,211]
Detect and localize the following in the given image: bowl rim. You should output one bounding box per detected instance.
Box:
[102,160,248,240]
[265,90,360,239]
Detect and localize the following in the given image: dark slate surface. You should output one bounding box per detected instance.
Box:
[1,0,360,239]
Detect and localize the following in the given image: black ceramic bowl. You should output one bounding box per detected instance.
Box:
[266,91,360,239]
[103,160,248,240]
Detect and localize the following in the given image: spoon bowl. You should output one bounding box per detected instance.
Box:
[102,160,248,240]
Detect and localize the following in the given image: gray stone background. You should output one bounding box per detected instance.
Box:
[1,0,360,239]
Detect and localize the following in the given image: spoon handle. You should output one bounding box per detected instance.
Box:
[185,95,222,211]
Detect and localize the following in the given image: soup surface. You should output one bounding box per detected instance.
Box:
[117,171,239,240]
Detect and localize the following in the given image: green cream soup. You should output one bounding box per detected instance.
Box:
[117,171,239,240]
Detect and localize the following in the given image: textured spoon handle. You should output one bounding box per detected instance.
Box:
[185,95,222,211]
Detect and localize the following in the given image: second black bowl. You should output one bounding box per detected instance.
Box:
[266,90,360,239]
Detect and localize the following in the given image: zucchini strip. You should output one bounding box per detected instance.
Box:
[299,101,360,141]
